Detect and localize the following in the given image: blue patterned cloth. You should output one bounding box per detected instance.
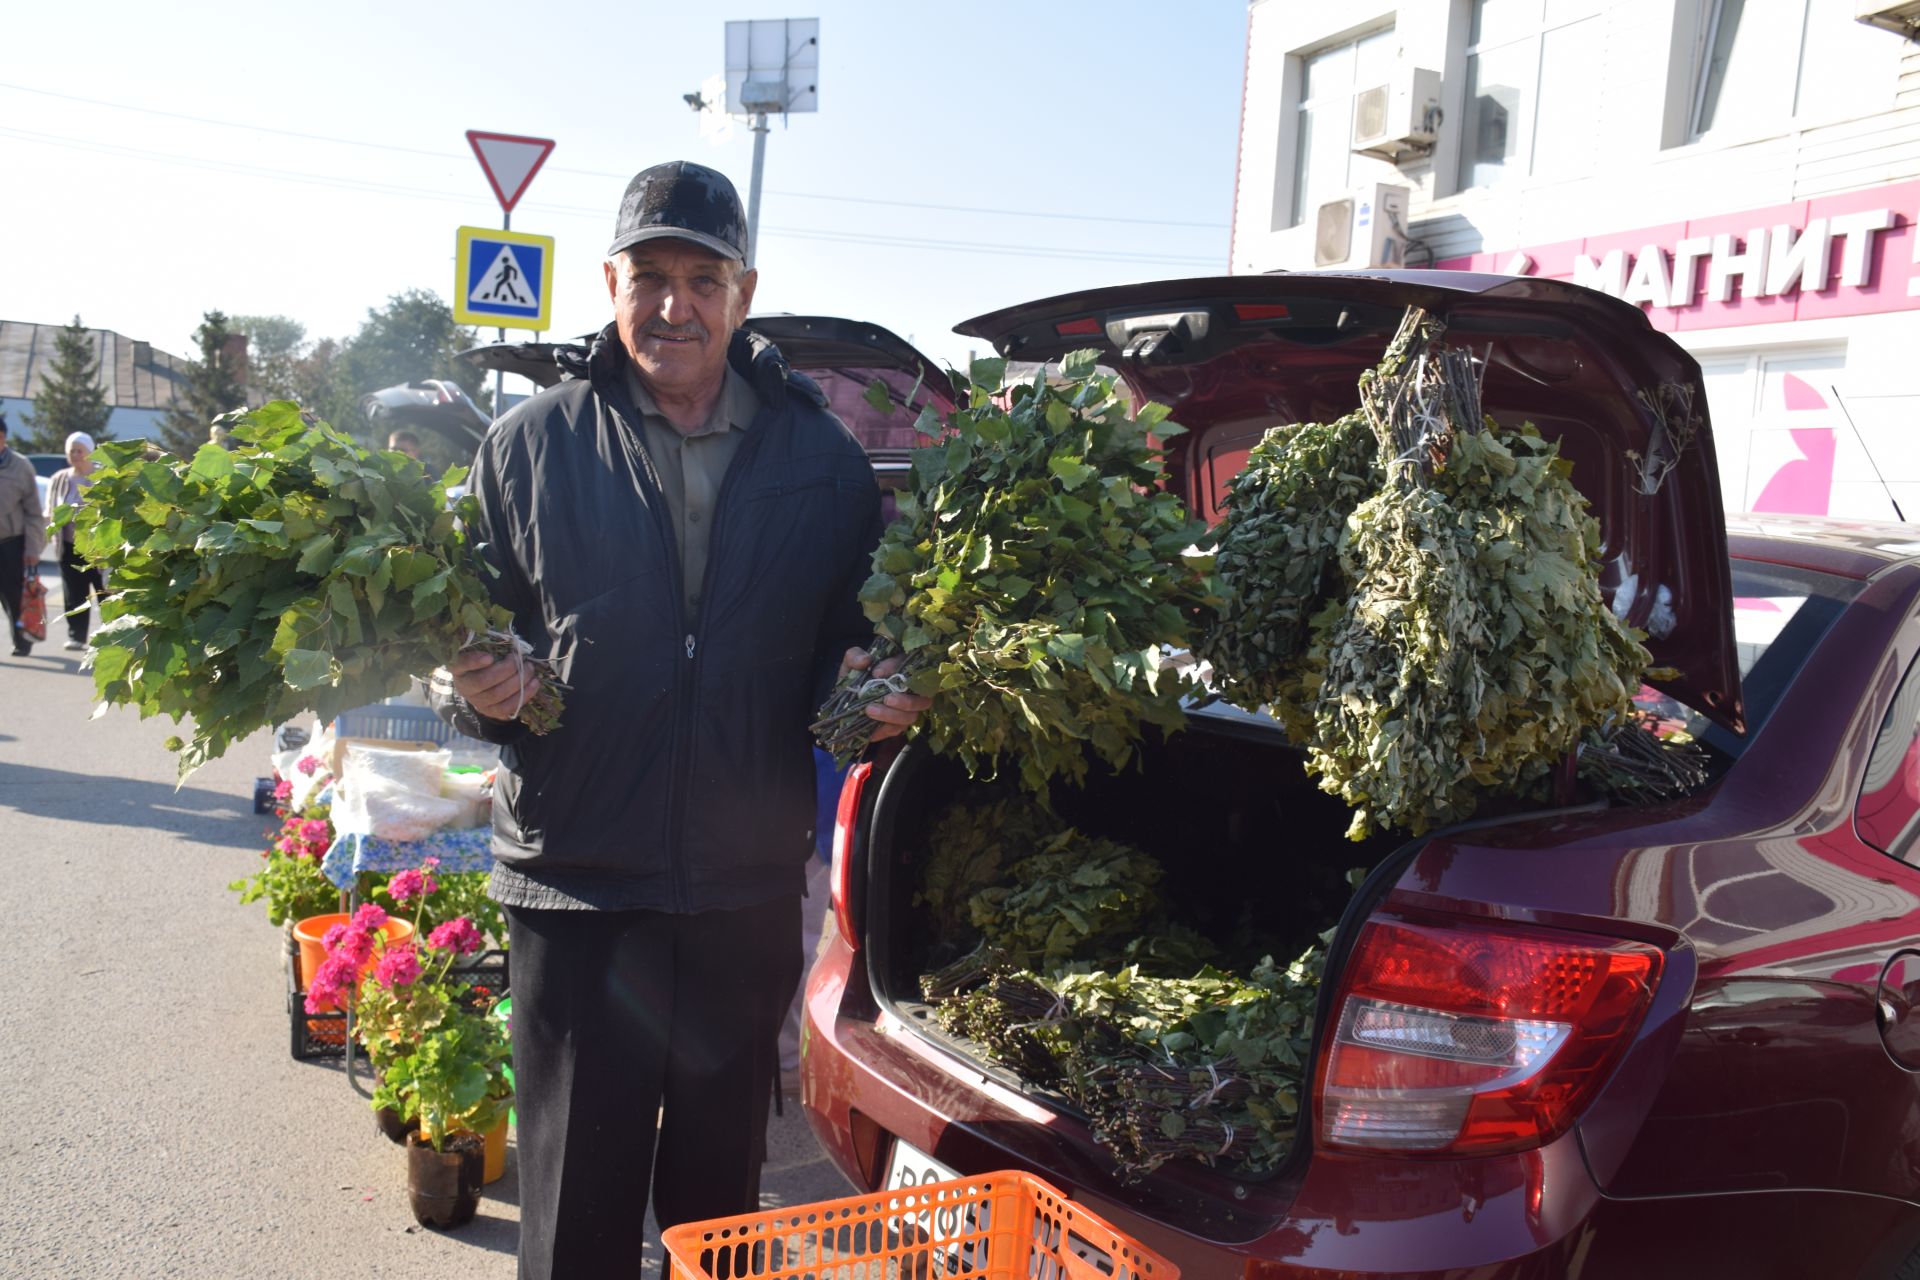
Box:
[322,827,494,890]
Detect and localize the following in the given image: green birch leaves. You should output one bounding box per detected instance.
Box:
[828,353,1218,792]
[62,402,554,778]
[1198,310,1652,838]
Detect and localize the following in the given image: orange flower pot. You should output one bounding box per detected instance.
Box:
[482,1111,509,1184]
[292,912,416,1013]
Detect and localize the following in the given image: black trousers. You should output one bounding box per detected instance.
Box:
[0,535,24,652]
[505,893,801,1280]
[57,540,102,642]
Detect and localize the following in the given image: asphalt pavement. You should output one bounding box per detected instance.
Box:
[0,565,853,1278]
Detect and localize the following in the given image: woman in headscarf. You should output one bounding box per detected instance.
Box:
[45,432,103,653]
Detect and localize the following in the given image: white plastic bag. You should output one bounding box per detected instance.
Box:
[439,770,493,830]
[333,745,462,842]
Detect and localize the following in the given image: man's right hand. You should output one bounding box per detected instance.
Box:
[446,649,542,723]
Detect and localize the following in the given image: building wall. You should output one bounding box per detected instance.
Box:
[0,320,189,448]
[1234,0,1920,521]
[0,397,166,445]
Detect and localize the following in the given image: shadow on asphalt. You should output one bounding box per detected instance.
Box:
[0,758,269,850]
[295,1055,523,1254]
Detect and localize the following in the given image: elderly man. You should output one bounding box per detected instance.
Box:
[0,415,46,657]
[430,161,925,1277]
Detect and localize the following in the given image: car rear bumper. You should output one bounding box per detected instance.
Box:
[799,932,1630,1278]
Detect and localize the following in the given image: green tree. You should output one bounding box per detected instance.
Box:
[229,314,308,403]
[304,291,491,441]
[158,310,248,456]
[21,315,113,450]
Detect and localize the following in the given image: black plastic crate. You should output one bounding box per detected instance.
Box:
[287,928,348,1059]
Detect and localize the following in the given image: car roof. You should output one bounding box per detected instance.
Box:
[1727,514,1920,580]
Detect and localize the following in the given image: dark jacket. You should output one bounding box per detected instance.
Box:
[431,326,882,913]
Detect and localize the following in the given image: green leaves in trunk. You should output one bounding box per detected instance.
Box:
[63,401,524,779]
[817,352,1219,793]
[915,793,1319,1179]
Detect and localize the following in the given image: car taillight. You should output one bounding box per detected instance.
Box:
[829,761,874,945]
[1315,914,1662,1156]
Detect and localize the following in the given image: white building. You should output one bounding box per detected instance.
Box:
[1233,0,1920,520]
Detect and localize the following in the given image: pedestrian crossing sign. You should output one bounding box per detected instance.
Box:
[454,226,554,330]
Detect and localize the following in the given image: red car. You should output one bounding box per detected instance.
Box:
[800,273,1920,1278]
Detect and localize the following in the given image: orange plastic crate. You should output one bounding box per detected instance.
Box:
[661,1170,1178,1280]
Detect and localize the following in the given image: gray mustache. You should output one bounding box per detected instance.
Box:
[643,323,707,340]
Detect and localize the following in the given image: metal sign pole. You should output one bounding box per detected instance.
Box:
[746,112,769,271]
[497,209,509,417]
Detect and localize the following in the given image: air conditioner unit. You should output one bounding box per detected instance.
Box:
[1857,0,1920,40]
[1313,183,1410,270]
[1351,66,1442,160]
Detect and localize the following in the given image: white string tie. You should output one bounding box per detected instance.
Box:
[1197,1061,1225,1108]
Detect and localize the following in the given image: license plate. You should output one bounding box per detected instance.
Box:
[882,1137,962,1191]
[881,1139,984,1268]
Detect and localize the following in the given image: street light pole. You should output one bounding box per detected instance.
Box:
[745,112,769,271]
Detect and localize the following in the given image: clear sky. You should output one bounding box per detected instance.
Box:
[4,1,1247,395]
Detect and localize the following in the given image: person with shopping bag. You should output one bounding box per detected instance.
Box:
[0,415,46,657]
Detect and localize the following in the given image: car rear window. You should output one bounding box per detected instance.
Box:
[1635,557,1863,757]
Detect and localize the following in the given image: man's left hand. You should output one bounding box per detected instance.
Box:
[838,646,932,743]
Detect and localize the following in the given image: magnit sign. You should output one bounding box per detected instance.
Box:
[1437,180,1920,331]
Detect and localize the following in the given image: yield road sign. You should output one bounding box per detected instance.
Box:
[455,226,554,330]
[466,130,555,214]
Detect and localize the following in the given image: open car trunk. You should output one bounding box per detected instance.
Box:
[862,701,1409,1186]
[850,270,1745,1195]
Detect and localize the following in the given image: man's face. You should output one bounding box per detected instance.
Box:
[604,241,757,401]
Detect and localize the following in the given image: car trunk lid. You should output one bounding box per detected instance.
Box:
[955,271,1745,734]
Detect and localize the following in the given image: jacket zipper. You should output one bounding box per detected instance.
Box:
[606,356,776,913]
[603,383,699,912]
[670,403,772,899]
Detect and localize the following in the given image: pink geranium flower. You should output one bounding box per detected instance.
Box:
[426,917,483,956]
[304,952,358,1013]
[373,945,422,988]
[352,903,388,931]
[296,755,321,776]
[321,923,348,951]
[273,778,292,801]
[338,927,376,966]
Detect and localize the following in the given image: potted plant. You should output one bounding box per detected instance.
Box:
[323,861,513,1227]
[230,790,339,934]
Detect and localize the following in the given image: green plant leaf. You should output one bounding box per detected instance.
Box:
[283,648,337,691]
[189,443,235,482]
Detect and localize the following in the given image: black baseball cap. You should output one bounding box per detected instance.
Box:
[607,161,748,263]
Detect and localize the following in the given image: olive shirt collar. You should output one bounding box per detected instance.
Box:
[622,363,761,438]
